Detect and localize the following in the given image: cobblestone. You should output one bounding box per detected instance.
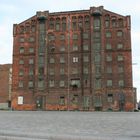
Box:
[0,111,140,140]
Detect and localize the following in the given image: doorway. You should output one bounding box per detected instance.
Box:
[36,96,46,110]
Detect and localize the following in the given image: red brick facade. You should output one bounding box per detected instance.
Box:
[12,6,136,111]
[0,64,12,109]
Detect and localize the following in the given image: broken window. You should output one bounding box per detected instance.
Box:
[71,79,80,88]
[107,94,113,102]
[19,47,24,54]
[59,96,65,105]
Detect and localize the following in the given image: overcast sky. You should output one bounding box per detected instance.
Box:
[0,0,140,101]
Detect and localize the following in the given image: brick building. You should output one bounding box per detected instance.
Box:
[12,6,136,111]
[0,64,12,109]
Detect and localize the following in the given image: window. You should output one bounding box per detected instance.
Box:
[59,80,65,87]
[94,43,101,50]
[55,18,60,31]
[56,23,60,31]
[49,80,54,87]
[62,17,66,31]
[38,67,44,76]
[72,95,78,105]
[62,23,66,31]
[60,46,65,52]
[71,79,80,88]
[106,54,112,62]
[19,37,25,42]
[106,43,112,50]
[73,34,78,40]
[107,80,112,87]
[73,44,78,51]
[19,47,24,54]
[85,20,90,29]
[19,59,24,64]
[29,37,35,42]
[95,79,101,89]
[49,57,55,63]
[105,15,110,28]
[49,18,54,29]
[95,53,101,63]
[59,96,65,105]
[29,68,34,76]
[28,81,33,88]
[83,67,89,74]
[60,56,65,63]
[38,57,44,66]
[117,43,123,49]
[105,20,110,28]
[78,16,83,28]
[118,66,124,73]
[118,19,123,27]
[85,15,90,29]
[94,18,100,29]
[83,44,89,51]
[48,34,55,41]
[112,19,117,27]
[95,66,101,74]
[38,79,44,89]
[117,31,123,37]
[19,81,23,88]
[73,57,78,63]
[117,55,124,61]
[31,25,36,32]
[118,80,124,87]
[49,68,54,75]
[60,34,65,40]
[72,68,78,74]
[106,67,112,74]
[18,96,23,105]
[25,25,30,33]
[19,70,24,76]
[60,68,65,75]
[29,47,34,53]
[83,96,90,108]
[83,56,89,62]
[20,26,24,34]
[72,22,77,30]
[94,32,100,38]
[83,32,89,39]
[29,58,34,64]
[108,94,113,102]
[106,31,111,38]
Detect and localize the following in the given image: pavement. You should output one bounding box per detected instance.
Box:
[0,111,140,140]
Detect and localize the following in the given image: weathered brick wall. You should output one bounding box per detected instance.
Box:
[0,64,11,103]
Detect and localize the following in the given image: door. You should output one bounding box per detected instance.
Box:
[36,96,46,110]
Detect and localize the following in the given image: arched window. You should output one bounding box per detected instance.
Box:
[49,18,54,29]
[111,16,117,27]
[118,18,124,27]
[104,14,110,28]
[78,16,83,28]
[84,15,90,29]
[55,17,60,31]
[72,16,77,30]
[62,17,66,31]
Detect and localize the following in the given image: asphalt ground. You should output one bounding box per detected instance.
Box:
[0,111,140,140]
